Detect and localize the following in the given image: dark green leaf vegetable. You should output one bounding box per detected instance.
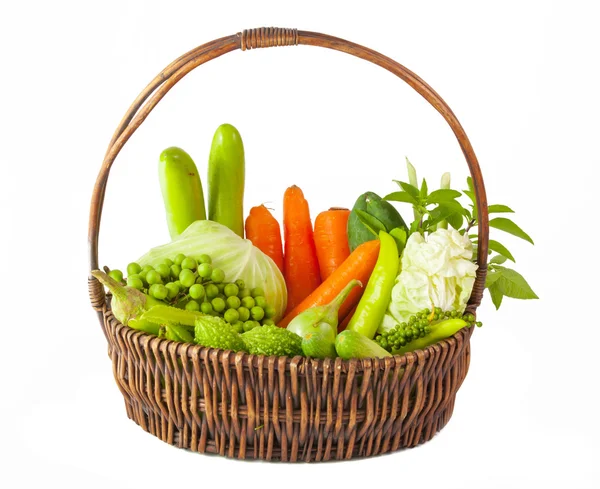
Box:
[347,231,398,339]
[335,330,392,360]
[159,147,206,239]
[241,325,302,357]
[208,124,245,237]
[355,210,387,237]
[347,192,408,252]
[195,315,247,352]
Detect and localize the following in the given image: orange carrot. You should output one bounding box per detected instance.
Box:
[314,207,351,281]
[338,305,357,333]
[279,240,380,327]
[245,205,284,273]
[283,185,322,313]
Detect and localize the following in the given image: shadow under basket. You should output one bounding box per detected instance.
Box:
[88,28,489,462]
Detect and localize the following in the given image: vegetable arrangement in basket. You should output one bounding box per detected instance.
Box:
[93,124,537,360]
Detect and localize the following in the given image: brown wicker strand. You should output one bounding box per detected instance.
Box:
[88,276,105,311]
[239,27,298,50]
[88,28,487,461]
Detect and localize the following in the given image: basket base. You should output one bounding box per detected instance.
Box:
[121,394,457,462]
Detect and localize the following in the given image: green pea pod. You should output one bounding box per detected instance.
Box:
[159,147,206,239]
[347,231,399,339]
[208,124,245,237]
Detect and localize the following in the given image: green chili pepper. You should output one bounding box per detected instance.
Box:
[347,231,399,339]
[391,318,469,355]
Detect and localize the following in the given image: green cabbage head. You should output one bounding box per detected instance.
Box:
[137,220,287,321]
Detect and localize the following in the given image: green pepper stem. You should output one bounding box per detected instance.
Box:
[327,279,363,315]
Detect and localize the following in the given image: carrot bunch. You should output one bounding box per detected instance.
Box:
[245,185,379,328]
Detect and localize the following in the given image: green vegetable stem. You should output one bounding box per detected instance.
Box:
[208,124,245,237]
[347,231,399,339]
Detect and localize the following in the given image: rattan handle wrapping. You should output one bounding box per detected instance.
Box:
[88,28,489,324]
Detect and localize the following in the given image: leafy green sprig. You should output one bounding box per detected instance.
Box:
[381,158,538,310]
[462,176,538,308]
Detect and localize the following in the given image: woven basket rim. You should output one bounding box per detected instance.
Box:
[104,307,473,372]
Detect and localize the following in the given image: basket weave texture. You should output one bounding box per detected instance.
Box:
[88,27,489,462]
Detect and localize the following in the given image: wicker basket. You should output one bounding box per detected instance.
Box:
[88,28,489,462]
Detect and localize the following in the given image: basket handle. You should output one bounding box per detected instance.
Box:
[88,28,489,321]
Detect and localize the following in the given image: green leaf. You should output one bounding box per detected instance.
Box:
[393,180,420,199]
[420,178,428,199]
[356,210,387,237]
[488,239,515,262]
[389,227,408,255]
[493,266,539,300]
[488,283,504,310]
[488,204,514,214]
[463,190,478,221]
[447,212,465,230]
[489,218,534,244]
[467,176,475,193]
[426,189,463,204]
[409,219,421,234]
[429,202,466,227]
[485,271,501,287]
[406,158,418,188]
[490,255,507,265]
[463,189,476,203]
[384,191,418,205]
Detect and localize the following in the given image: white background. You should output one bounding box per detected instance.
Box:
[1,1,599,487]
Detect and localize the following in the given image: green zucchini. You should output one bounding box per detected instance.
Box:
[159,147,206,239]
[208,124,245,237]
[347,192,408,252]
